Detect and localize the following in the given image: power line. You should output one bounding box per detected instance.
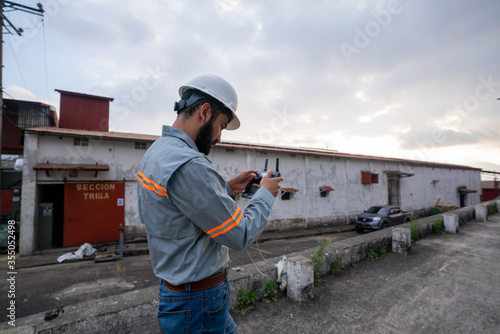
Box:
[42,16,50,101]
[7,35,28,91]
[1,1,45,193]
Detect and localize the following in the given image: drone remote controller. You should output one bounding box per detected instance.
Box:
[242,158,281,199]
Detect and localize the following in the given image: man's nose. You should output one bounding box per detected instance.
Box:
[213,132,221,145]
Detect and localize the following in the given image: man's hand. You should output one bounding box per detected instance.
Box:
[227,169,258,193]
[260,170,284,197]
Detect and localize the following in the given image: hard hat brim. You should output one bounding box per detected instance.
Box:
[225,113,240,130]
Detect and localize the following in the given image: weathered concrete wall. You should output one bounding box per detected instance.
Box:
[35,136,146,182]
[0,286,160,334]
[20,133,38,256]
[212,147,481,230]
[20,131,482,254]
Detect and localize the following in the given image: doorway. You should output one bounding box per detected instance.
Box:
[37,184,64,248]
[388,177,400,206]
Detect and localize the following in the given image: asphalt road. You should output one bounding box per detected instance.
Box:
[0,231,357,320]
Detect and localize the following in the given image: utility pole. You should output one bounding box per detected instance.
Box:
[0,1,43,196]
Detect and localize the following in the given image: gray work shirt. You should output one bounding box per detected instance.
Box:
[137,125,275,285]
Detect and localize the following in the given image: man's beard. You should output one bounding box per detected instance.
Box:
[196,117,216,155]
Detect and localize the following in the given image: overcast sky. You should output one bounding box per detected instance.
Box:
[3,0,500,174]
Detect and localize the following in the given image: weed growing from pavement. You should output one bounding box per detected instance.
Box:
[488,204,498,215]
[406,222,420,242]
[331,260,341,276]
[367,249,378,261]
[459,219,467,226]
[310,239,332,285]
[351,261,358,268]
[433,219,444,234]
[235,289,257,315]
[262,281,279,304]
[403,215,421,242]
[379,247,387,256]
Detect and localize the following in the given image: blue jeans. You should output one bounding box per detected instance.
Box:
[157,277,237,333]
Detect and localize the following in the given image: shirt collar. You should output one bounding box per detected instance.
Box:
[162,125,199,152]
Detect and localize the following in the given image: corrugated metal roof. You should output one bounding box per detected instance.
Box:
[25,126,159,142]
[26,127,482,172]
[55,89,114,101]
[319,186,335,192]
[4,98,51,108]
[216,142,481,172]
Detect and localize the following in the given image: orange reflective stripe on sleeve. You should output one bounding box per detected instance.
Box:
[205,207,243,239]
[137,171,169,198]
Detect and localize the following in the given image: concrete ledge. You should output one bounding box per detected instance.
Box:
[392,228,411,255]
[0,288,160,334]
[443,214,459,234]
[475,205,487,222]
[3,201,497,334]
[287,256,314,302]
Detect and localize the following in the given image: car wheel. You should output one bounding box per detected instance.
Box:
[381,222,389,229]
[356,227,364,233]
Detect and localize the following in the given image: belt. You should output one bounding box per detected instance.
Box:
[163,269,227,292]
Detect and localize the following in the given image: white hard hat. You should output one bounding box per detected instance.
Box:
[178,74,240,130]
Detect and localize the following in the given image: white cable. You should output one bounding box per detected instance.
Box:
[245,247,268,277]
[255,239,268,262]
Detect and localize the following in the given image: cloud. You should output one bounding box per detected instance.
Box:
[2,0,500,173]
[359,103,401,123]
[398,129,489,150]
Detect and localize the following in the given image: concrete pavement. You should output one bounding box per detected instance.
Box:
[0,204,499,333]
[234,214,500,334]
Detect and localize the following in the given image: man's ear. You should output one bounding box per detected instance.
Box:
[199,103,212,123]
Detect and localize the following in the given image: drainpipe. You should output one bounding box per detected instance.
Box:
[303,156,309,227]
[345,159,349,224]
[246,151,252,170]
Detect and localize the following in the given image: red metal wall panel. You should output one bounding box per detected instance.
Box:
[1,113,23,155]
[1,190,13,216]
[59,94,110,132]
[63,182,124,247]
[482,189,499,202]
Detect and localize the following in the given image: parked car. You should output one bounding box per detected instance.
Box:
[356,205,412,233]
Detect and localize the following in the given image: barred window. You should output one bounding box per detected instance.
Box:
[74,137,89,146]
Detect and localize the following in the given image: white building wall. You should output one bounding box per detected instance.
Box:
[20,131,482,254]
[36,136,144,182]
[211,149,481,230]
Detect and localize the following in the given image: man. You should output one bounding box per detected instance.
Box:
[137,74,283,333]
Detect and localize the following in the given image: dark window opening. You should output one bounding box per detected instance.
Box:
[280,188,299,200]
[319,186,334,197]
[281,192,292,200]
[74,137,89,146]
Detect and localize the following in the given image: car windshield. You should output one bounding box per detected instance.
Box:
[366,206,389,214]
